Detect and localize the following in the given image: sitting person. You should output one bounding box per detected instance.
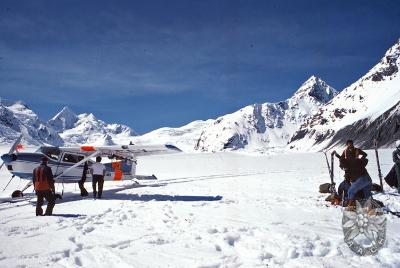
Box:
[332,150,372,209]
[344,158,372,208]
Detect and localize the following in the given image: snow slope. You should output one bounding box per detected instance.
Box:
[48,106,136,146]
[327,100,400,149]
[1,146,399,268]
[114,120,213,152]
[290,39,400,151]
[195,76,338,152]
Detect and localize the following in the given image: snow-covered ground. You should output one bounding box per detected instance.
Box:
[0,146,399,268]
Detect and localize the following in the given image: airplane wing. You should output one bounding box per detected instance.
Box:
[57,144,182,158]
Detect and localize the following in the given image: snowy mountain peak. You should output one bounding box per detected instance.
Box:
[0,98,63,145]
[385,38,400,57]
[51,106,78,122]
[50,110,137,145]
[0,98,138,146]
[83,113,97,121]
[289,39,400,151]
[292,76,338,104]
[0,98,28,108]
[195,76,338,152]
[364,39,400,82]
[57,106,76,117]
[49,106,78,132]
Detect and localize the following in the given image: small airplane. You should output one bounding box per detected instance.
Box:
[0,135,181,199]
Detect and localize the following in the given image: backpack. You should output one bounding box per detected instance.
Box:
[384,165,398,188]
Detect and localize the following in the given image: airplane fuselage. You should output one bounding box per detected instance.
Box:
[1,151,136,183]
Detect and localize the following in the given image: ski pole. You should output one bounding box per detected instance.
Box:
[374,139,384,192]
[323,151,332,179]
[331,153,334,184]
[330,152,336,194]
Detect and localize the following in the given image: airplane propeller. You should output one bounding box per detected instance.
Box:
[1,134,23,192]
[0,134,23,171]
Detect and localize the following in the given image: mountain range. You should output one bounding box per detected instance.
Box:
[0,101,135,146]
[0,39,399,151]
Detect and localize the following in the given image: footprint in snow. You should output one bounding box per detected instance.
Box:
[63,249,71,258]
[207,228,218,234]
[75,243,83,252]
[74,256,83,266]
[109,240,132,249]
[224,234,240,246]
[259,252,274,261]
[147,237,170,245]
[82,226,95,234]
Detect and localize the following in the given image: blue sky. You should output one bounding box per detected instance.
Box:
[0,0,399,133]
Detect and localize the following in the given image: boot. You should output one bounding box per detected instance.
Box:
[44,208,53,216]
[36,207,43,216]
[44,203,55,216]
[79,181,88,196]
[346,199,356,212]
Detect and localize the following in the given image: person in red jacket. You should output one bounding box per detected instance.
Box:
[33,157,56,216]
[341,140,367,160]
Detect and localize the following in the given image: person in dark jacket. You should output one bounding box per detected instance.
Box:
[393,140,400,193]
[341,139,368,160]
[340,156,372,209]
[33,156,56,216]
[78,162,89,196]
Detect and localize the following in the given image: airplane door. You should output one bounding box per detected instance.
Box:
[57,152,86,181]
[53,152,63,179]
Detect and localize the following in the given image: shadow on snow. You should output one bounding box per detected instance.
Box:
[50,213,85,218]
[0,172,268,205]
[53,182,222,204]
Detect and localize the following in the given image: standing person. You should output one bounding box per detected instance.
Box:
[393,140,400,193]
[33,156,56,216]
[78,162,89,196]
[341,139,368,160]
[90,156,106,199]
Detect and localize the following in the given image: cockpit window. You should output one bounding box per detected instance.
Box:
[46,153,59,160]
[62,153,84,163]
